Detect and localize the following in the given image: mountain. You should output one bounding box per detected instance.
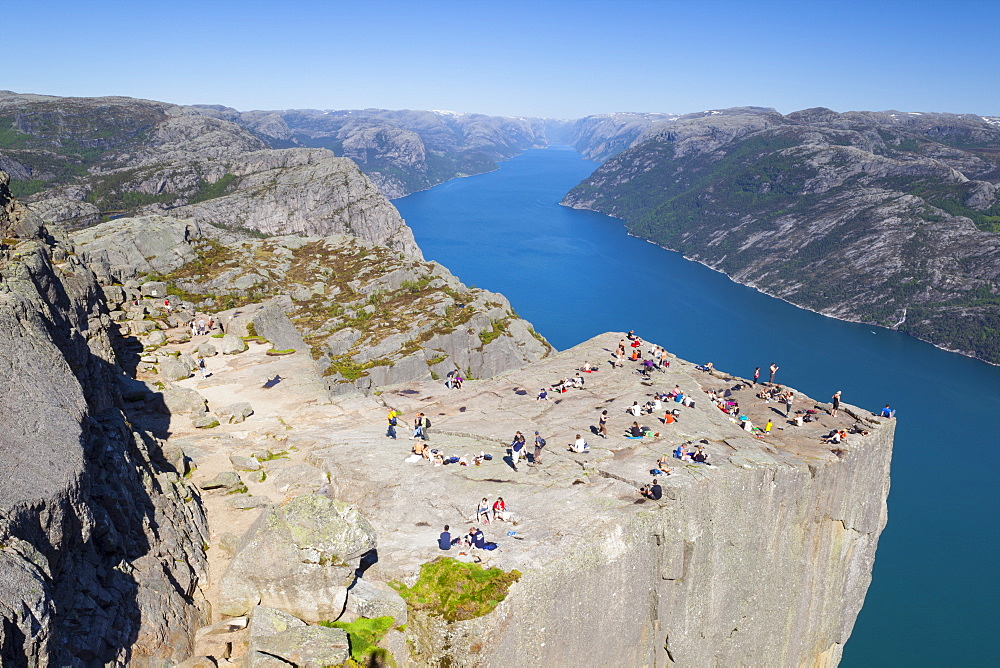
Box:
[563,107,1000,364]
[0,91,420,255]
[190,106,565,197]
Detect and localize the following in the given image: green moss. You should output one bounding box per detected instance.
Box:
[478,318,509,346]
[318,616,396,666]
[391,557,521,622]
[325,355,393,380]
[246,321,259,338]
[265,348,297,356]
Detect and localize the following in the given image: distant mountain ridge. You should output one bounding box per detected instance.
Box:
[563,106,1000,364]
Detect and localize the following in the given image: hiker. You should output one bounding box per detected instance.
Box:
[386,410,399,439]
[477,498,491,524]
[511,431,526,470]
[536,388,548,401]
[492,497,507,522]
[769,362,779,384]
[420,413,431,441]
[438,525,452,550]
[627,422,643,437]
[412,441,429,458]
[445,370,455,389]
[453,375,463,390]
[764,419,773,435]
[753,366,761,384]
[693,446,710,464]
[656,455,672,472]
[831,391,842,418]
[627,330,637,341]
[599,410,609,439]
[784,391,795,418]
[880,404,895,418]
[658,349,670,370]
[533,431,546,465]
[640,478,663,500]
[198,357,210,378]
[570,434,590,453]
[411,413,424,440]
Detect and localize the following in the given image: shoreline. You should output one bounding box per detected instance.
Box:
[561,201,998,368]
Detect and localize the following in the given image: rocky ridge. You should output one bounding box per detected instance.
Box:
[563,107,1000,364]
[71,215,551,395]
[0,171,210,665]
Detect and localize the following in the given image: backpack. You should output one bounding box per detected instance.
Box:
[389,417,397,426]
[538,438,546,447]
[424,417,431,428]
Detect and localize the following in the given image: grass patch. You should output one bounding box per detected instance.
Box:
[325,355,393,380]
[478,319,509,346]
[391,557,521,622]
[319,616,395,666]
[265,348,297,356]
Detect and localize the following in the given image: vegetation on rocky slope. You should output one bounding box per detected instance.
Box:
[392,558,521,622]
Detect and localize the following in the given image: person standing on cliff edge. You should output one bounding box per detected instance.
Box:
[753,367,761,385]
[769,362,779,384]
[831,391,842,418]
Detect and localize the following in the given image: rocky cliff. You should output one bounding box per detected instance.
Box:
[563,107,1000,364]
[0,171,210,665]
[0,92,420,255]
[70,215,551,394]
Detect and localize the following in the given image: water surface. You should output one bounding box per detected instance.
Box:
[395,146,1000,666]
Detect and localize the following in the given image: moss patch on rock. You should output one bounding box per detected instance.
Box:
[319,616,396,666]
[392,557,521,622]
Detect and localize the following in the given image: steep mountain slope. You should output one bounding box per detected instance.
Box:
[0,92,421,255]
[193,106,563,197]
[563,107,1000,363]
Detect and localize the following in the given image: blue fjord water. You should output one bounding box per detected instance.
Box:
[394,145,1000,665]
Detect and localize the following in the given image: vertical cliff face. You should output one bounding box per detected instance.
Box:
[0,172,209,666]
[405,418,892,666]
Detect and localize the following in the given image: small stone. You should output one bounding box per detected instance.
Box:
[249,470,267,483]
[251,449,273,461]
[228,495,268,510]
[230,454,261,471]
[218,402,254,424]
[192,415,220,429]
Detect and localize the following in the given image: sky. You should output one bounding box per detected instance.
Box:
[3,0,998,118]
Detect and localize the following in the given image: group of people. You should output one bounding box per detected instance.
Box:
[509,431,546,471]
[189,317,215,337]
[444,370,464,390]
[477,497,509,523]
[613,332,671,372]
[386,410,432,441]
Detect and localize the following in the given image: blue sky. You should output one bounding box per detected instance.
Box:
[4,0,998,117]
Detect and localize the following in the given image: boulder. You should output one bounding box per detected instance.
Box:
[345,578,408,624]
[140,281,168,298]
[161,384,208,415]
[144,330,168,347]
[230,454,261,471]
[228,495,268,510]
[192,415,220,429]
[218,402,254,424]
[220,333,248,354]
[248,605,305,642]
[217,495,377,620]
[159,357,192,382]
[202,471,244,491]
[251,626,349,668]
[197,342,218,357]
[118,376,155,401]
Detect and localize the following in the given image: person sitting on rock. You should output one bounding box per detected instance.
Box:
[880,404,895,418]
[627,422,643,438]
[477,497,491,524]
[439,525,452,550]
[492,497,507,522]
[640,478,663,500]
[432,450,444,466]
[628,401,642,417]
[570,434,590,453]
[656,455,673,475]
[537,388,548,401]
[413,441,429,458]
[692,447,710,464]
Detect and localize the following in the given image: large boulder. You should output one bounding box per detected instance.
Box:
[251,626,350,667]
[217,495,377,621]
[161,384,208,415]
[220,334,248,354]
[159,357,192,381]
[217,402,254,424]
[345,578,408,624]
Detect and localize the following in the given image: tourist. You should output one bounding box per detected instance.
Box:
[570,434,590,453]
[640,478,663,500]
[599,410,609,439]
[785,391,794,418]
[412,441,429,458]
[411,413,424,440]
[764,419,773,435]
[831,391,842,418]
[533,431,546,465]
[769,362,779,384]
[880,404,895,418]
[693,446,710,464]
[659,349,670,370]
[453,375,463,389]
[511,431,526,470]
[386,410,399,439]
[432,450,445,466]
[753,366,761,385]
[628,401,641,417]
[420,413,431,441]
[493,497,507,521]
[536,388,548,401]
[438,525,452,550]
[477,497,491,524]
[627,422,643,438]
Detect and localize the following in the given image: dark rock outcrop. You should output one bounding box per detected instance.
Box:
[0,172,209,665]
